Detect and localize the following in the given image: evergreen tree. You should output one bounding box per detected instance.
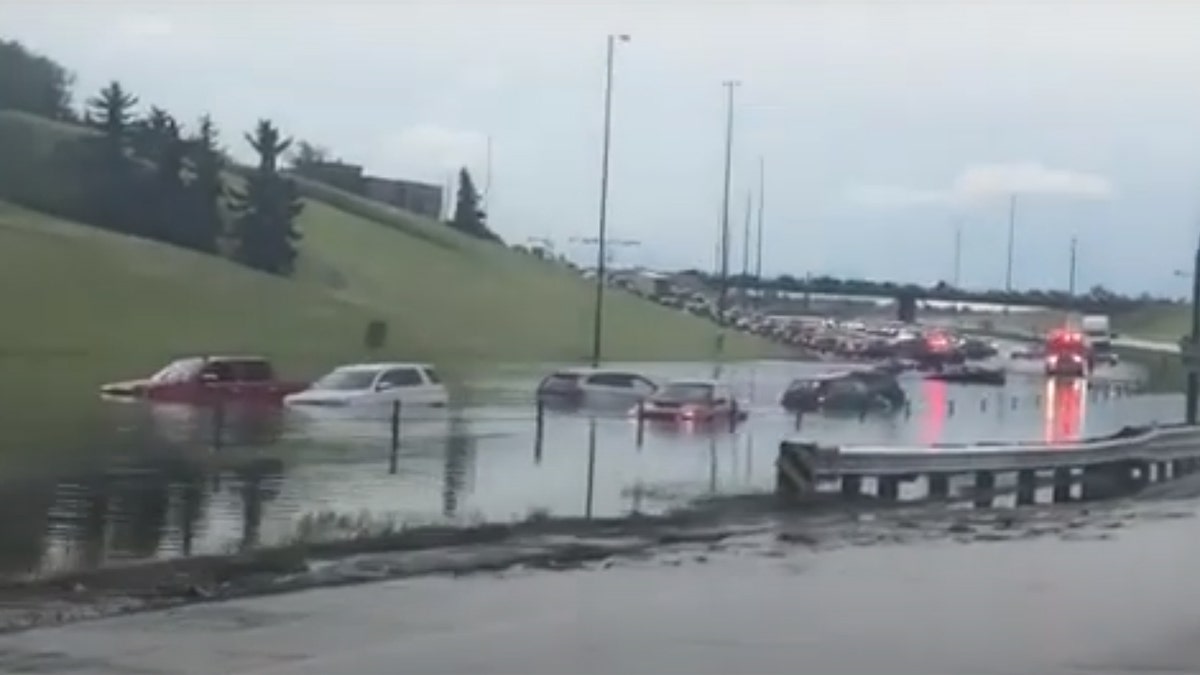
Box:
[132,107,189,246]
[86,81,138,144]
[0,40,75,119]
[228,119,304,275]
[289,140,329,171]
[81,81,142,233]
[451,167,499,242]
[183,114,226,254]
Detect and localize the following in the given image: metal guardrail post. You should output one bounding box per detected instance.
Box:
[534,398,546,462]
[927,474,949,499]
[389,400,401,474]
[1016,470,1036,506]
[635,401,645,448]
[973,472,995,509]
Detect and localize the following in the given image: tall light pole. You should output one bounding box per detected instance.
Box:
[952,220,963,288]
[740,190,752,284]
[590,33,630,368]
[716,80,740,327]
[1067,236,1078,296]
[1005,194,1017,293]
[755,156,765,285]
[1187,234,1200,424]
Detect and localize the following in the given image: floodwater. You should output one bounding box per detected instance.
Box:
[0,357,1180,580]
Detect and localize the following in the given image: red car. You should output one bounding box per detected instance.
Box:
[100,355,308,405]
[634,379,748,424]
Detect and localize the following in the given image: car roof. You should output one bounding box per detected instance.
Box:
[333,362,434,371]
[551,367,646,376]
[663,379,720,387]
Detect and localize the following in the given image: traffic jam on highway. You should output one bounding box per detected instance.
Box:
[535,314,1119,427]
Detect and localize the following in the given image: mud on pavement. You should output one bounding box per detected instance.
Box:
[0,479,1195,636]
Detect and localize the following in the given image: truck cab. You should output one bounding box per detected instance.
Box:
[1044,329,1092,378]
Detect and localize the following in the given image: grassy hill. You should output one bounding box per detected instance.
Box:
[1113,305,1190,343]
[0,110,779,385]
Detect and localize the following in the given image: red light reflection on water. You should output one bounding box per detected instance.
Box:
[1043,377,1087,444]
[920,379,948,446]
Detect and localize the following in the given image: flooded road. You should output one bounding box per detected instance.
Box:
[3,497,1198,675]
[0,357,1179,580]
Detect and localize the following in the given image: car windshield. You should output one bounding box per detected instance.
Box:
[657,383,713,402]
[312,369,380,391]
[149,358,203,383]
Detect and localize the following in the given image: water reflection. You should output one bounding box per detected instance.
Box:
[1043,378,1087,444]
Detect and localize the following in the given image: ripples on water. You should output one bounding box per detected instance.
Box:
[0,359,1182,580]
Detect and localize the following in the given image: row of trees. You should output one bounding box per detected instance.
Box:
[693,271,1174,311]
[77,81,302,274]
[3,38,501,277]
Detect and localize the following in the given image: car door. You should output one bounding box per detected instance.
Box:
[710,385,729,415]
[421,367,448,406]
[589,372,644,402]
[234,360,277,400]
[197,360,237,401]
[378,367,425,407]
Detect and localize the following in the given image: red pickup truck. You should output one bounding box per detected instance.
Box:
[100,355,308,405]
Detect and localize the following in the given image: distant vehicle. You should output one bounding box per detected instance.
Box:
[1082,314,1114,361]
[284,363,448,409]
[99,356,307,405]
[925,364,1006,386]
[536,368,658,408]
[636,379,747,423]
[893,331,966,370]
[1044,328,1091,377]
[781,368,906,413]
[959,338,999,361]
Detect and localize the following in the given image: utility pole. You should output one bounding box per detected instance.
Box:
[589,33,630,368]
[1068,236,1078,296]
[741,190,752,284]
[953,221,963,288]
[716,80,739,327]
[1005,194,1017,293]
[1187,234,1200,424]
[755,156,765,284]
[481,134,493,209]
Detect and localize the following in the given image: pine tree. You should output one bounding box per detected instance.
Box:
[228,119,304,275]
[183,114,226,254]
[81,81,142,233]
[451,167,499,242]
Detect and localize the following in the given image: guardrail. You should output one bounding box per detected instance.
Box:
[777,424,1200,508]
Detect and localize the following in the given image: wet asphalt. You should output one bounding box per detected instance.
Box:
[1,494,1197,675]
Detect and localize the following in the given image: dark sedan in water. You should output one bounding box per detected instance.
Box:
[780,367,907,414]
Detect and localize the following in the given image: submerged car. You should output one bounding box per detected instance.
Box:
[99,355,307,405]
[781,368,906,413]
[925,364,1007,386]
[284,362,448,408]
[536,368,658,409]
[636,379,747,423]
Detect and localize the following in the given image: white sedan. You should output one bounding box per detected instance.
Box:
[284,362,449,409]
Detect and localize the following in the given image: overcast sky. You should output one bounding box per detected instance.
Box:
[8,1,1200,295]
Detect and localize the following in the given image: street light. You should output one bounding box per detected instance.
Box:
[1187,236,1200,424]
[590,33,631,368]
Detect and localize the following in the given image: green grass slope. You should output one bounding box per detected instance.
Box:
[1113,305,1190,343]
[0,110,779,374]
